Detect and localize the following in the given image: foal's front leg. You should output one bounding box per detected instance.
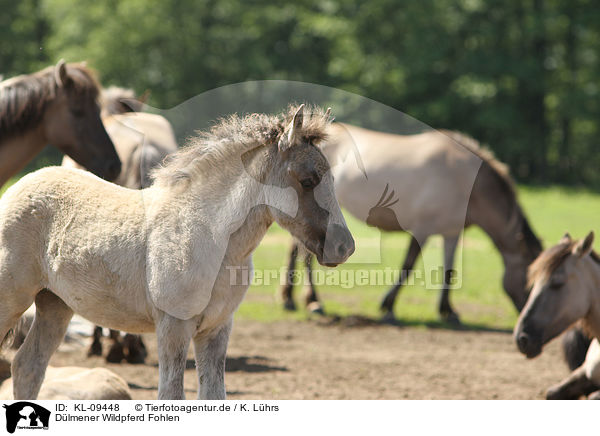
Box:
[193,317,233,400]
[155,313,195,400]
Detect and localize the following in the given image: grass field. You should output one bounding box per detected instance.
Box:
[239,184,600,329]
[2,177,598,330]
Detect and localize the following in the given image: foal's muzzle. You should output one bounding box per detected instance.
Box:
[320,223,355,267]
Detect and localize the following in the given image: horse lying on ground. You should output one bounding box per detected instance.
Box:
[0,60,120,187]
[0,366,131,400]
[282,124,542,323]
[0,104,354,399]
[546,338,600,400]
[63,86,178,363]
[514,232,600,399]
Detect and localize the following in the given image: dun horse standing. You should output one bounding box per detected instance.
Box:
[514,232,600,399]
[282,124,542,322]
[0,105,354,399]
[0,60,120,186]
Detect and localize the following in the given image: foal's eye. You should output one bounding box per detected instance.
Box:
[71,108,84,118]
[300,179,315,189]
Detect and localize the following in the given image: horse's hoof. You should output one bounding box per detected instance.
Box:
[588,391,600,400]
[441,311,461,325]
[306,301,325,315]
[126,351,146,364]
[380,311,397,325]
[283,299,297,312]
[88,342,103,357]
[106,344,125,363]
[124,336,148,364]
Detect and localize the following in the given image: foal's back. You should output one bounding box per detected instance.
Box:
[0,167,152,331]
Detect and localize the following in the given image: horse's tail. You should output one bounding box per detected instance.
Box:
[562,326,592,371]
[0,315,30,351]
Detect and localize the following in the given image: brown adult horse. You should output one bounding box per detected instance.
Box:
[281,125,542,323]
[514,232,600,399]
[63,87,178,363]
[0,60,120,186]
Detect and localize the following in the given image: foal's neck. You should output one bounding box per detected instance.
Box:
[584,258,600,339]
[0,125,46,186]
[182,145,276,265]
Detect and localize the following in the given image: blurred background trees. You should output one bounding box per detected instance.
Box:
[2,0,599,187]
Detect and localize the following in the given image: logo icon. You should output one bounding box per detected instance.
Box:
[3,402,50,433]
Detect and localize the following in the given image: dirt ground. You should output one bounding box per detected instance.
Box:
[35,317,570,400]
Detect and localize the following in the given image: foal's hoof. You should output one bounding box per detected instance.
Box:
[306,301,325,315]
[106,343,125,363]
[283,299,297,312]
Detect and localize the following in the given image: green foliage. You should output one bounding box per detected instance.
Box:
[2,0,600,187]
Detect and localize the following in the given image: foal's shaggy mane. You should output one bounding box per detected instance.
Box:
[0,63,101,139]
[151,104,332,187]
[527,239,600,288]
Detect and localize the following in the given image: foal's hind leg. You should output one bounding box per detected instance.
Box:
[12,290,73,400]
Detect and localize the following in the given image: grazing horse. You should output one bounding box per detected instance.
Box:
[0,105,354,400]
[63,87,178,363]
[514,232,600,399]
[282,124,542,322]
[0,60,120,186]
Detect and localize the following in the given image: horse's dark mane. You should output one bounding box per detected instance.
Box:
[0,63,100,139]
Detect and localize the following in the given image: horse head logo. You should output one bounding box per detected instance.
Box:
[3,402,50,433]
[366,183,401,230]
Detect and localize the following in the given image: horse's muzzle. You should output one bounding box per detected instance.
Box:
[515,331,543,359]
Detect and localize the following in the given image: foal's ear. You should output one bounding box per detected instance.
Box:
[573,231,594,258]
[54,59,71,88]
[278,104,304,152]
[560,232,572,244]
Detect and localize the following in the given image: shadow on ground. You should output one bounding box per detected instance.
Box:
[313,313,513,334]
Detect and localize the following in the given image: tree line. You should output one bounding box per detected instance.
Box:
[2,0,599,187]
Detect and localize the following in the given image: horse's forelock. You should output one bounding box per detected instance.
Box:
[527,241,575,288]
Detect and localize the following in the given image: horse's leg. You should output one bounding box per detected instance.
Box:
[303,254,324,314]
[106,329,125,363]
[88,326,104,357]
[193,317,232,400]
[156,313,194,400]
[280,242,299,311]
[12,289,73,399]
[546,366,599,400]
[380,235,426,321]
[438,234,461,324]
[124,334,147,364]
